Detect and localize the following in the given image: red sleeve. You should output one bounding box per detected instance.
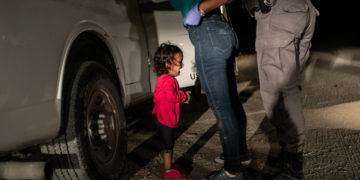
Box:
[177,90,187,103]
[155,77,186,103]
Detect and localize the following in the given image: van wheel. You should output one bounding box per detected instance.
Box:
[41,61,126,180]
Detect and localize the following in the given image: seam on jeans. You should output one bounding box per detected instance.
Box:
[206,25,232,54]
[196,40,218,113]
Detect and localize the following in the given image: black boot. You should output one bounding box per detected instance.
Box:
[272,150,304,180]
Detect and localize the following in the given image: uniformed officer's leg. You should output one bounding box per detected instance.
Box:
[258,44,306,147]
[282,86,305,153]
[279,2,317,154]
[255,9,292,150]
[259,89,302,151]
[256,48,287,145]
[256,42,304,178]
[272,41,305,179]
[277,40,305,153]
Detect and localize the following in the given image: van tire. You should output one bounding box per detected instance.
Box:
[41,61,126,180]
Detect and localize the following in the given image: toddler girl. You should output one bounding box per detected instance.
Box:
[152,43,191,180]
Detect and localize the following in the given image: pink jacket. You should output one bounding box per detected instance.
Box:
[152,74,187,128]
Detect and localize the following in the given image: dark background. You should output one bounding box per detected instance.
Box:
[227,0,360,54]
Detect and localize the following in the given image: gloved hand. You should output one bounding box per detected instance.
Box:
[183,3,204,26]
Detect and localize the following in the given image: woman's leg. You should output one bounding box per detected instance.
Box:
[188,15,243,174]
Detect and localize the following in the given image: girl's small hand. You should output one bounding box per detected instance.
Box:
[184,91,191,104]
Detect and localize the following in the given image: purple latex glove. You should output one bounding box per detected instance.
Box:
[183,3,204,26]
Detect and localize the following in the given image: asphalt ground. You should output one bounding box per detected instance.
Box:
[126,49,360,179]
[2,49,359,180]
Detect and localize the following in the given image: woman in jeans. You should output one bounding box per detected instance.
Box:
[170,0,249,179]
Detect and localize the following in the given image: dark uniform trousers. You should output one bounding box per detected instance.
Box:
[255,0,319,153]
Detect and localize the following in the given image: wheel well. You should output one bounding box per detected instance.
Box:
[59,32,122,136]
[66,32,118,80]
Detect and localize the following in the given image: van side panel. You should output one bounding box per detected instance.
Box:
[0,0,150,153]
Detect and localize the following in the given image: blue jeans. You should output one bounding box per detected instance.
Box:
[187,14,247,173]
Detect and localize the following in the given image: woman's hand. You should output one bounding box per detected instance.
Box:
[183,4,203,26]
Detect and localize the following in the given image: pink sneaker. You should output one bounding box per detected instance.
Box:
[163,168,186,180]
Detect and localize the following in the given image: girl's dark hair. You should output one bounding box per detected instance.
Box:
[153,42,182,76]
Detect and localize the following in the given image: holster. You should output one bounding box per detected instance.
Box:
[242,0,272,16]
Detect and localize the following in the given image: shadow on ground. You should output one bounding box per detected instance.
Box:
[124,54,261,178]
[124,94,211,178]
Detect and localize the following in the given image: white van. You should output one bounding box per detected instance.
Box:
[0,0,197,179]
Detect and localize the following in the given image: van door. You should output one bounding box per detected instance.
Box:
[137,0,197,91]
[119,0,153,104]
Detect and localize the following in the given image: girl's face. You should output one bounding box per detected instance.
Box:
[167,52,183,77]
